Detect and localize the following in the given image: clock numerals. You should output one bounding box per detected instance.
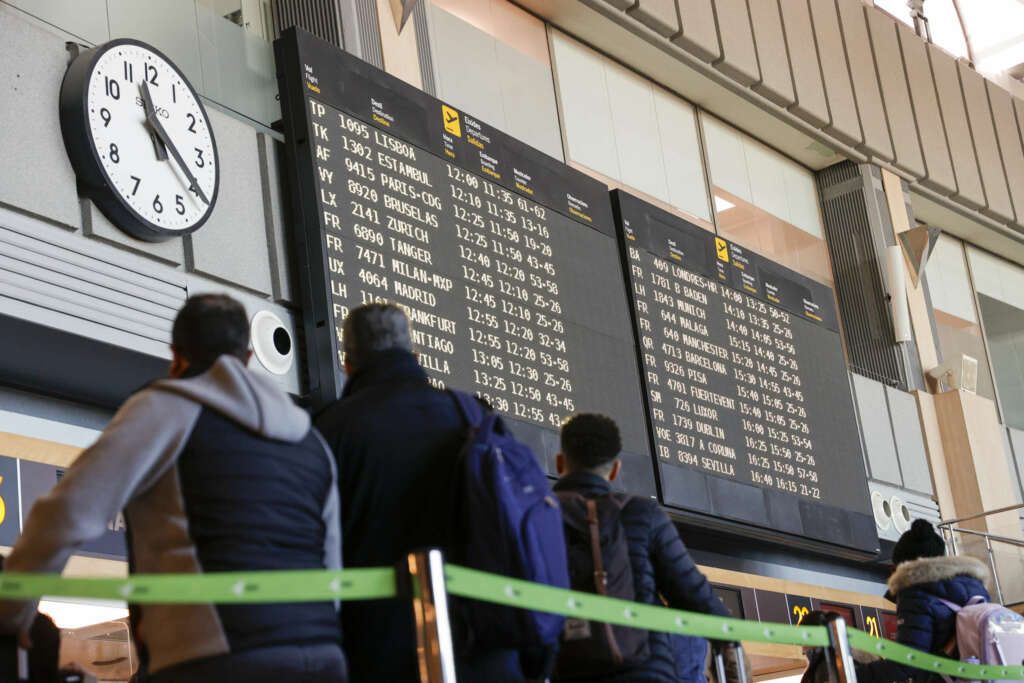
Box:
[194,148,205,168]
[175,194,185,215]
[172,84,177,104]
[108,143,120,164]
[144,63,159,86]
[123,61,133,83]
[99,107,111,128]
[152,195,163,214]
[186,113,197,134]
[130,176,141,196]
[104,76,120,100]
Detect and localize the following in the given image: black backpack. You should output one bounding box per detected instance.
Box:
[553,491,650,678]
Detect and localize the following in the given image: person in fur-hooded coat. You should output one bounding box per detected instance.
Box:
[856,519,990,683]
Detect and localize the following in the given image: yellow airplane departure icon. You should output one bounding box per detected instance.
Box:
[442,105,461,137]
[715,237,730,263]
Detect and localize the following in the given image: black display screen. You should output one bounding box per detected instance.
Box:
[275,30,654,495]
[613,191,877,553]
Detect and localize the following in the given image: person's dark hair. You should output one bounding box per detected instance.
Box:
[891,518,946,566]
[342,304,412,370]
[171,294,250,375]
[560,413,622,473]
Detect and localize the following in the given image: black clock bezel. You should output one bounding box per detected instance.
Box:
[59,38,220,242]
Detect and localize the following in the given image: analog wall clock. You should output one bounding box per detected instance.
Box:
[60,39,219,242]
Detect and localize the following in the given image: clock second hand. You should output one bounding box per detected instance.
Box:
[139,81,210,206]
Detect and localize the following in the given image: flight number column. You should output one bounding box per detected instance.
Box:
[627,245,738,479]
[447,164,575,428]
[723,290,821,500]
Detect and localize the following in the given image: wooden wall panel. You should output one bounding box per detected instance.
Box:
[927,44,985,209]
[835,0,893,160]
[778,0,829,127]
[808,0,862,146]
[748,0,794,106]
[959,64,1015,223]
[988,82,1024,225]
[865,11,925,177]
[672,0,721,61]
[898,25,956,194]
[711,0,760,86]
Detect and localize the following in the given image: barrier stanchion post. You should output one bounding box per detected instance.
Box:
[824,615,858,683]
[712,642,748,683]
[404,549,457,683]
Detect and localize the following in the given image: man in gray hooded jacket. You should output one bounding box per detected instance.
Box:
[0,294,346,682]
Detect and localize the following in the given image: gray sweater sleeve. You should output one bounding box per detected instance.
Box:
[312,428,342,572]
[1,388,201,630]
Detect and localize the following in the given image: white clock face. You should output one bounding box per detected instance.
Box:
[86,43,217,233]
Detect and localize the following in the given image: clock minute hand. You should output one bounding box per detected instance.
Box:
[140,82,210,206]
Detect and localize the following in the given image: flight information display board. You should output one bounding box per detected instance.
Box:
[275,29,654,495]
[613,191,877,553]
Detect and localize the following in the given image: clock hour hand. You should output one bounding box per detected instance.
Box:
[140,90,168,162]
[140,81,210,206]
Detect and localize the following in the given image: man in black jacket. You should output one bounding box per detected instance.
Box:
[316,303,522,682]
[554,414,737,683]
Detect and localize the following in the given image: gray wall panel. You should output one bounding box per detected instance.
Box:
[866,11,924,177]
[988,82,1024,225]
[852,373,902,485]
[83,201,185,266]
[899,27,956,195]
[186,109,272,296]
[1004,427,1023,504]
[711,0,761,86]
[927,45,984,208]
[778,0,829,128]
[258,134,294,304]
[6,0,108,44]
[1008,428,1024,503]
[808,0,862,146]
[836,0,893,160]
[959,64,1014,223]
[748,0,795,107]
[107,0,204,89]
[885,386,932,494]
[672,0,721,62]
[628,0,679,37]
[0,7,82,230]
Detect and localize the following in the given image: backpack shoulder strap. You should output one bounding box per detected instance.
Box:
[935,596,962,613]
[448,389,486,427]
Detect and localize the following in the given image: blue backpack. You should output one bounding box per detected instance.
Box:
[448,390,570,652]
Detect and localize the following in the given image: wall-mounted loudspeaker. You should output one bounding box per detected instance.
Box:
[890,496,912,534]
[871,490,892,532]
[251,310,294,376]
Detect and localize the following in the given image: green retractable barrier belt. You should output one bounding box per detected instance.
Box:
[443,564,1024,681]
[0,568,397,604]
[1,565,1022,680]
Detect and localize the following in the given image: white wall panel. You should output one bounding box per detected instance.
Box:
[744,142,790,223]
[552,31,710,221]
[926,235,976,322]
[653,88,711,222]
[702,117,752,204]
[605,60,669,202]
[550,31,620,179]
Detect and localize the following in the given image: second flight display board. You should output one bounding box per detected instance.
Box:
[613,191,876,553]
[275,29,654,494]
